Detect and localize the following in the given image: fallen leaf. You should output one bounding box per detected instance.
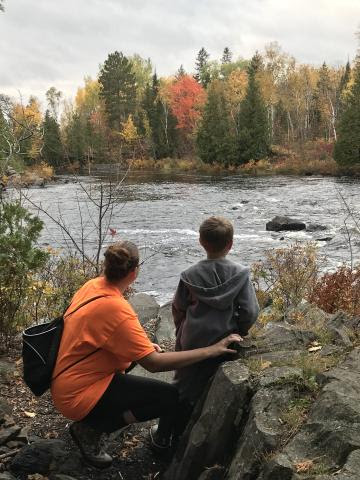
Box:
[260,360,272,370]
[295,459,314,473]
[23,411,36,418]
[308,346,322,352]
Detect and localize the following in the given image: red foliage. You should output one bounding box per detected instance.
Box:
[309,266,360,317]
[168,75,206,133]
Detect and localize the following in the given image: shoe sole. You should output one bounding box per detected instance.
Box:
[149,425,171,453]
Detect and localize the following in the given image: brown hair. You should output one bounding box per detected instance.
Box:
[103,241,139,283]
[199,216,234,253]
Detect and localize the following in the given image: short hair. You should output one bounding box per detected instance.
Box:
[103,241,139,283]
[199,216,233,253]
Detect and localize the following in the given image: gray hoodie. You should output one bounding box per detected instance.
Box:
[173,257,259,401]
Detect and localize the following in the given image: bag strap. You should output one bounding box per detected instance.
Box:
[52,294,108,382]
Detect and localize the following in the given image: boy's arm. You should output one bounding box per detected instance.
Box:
[235,273,259,336]
[172,280,190,334]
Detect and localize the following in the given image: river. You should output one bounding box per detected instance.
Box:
[20,172,360,304]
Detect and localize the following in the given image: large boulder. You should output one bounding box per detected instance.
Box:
[155,301,176,344]
[163,361,250,480]
[266,216,306,232]
[11,439,82,476]
[128,293,160,325]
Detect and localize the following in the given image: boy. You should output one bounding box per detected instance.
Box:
[150,216,259,450]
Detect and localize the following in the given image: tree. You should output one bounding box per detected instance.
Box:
[237,54,270,163]
[334,60,360,166]
[222,47,232,64]
[46,87,62,121]
[194,47,211,88]
[176,65,186,79]
[168,75,206,134]
[143,74,177,158]
[42,110,63,168]
[0,1,4,12]
[98,51,137,130]
[197,80,237,165]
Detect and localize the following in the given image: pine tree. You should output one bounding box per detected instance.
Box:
[197,80,237,165]
[142,74,177,159]
[194,47,211,88]
[99,51,137,130]
[338,60,351,116]
[237,54,270,163]
[334,59,360,166]
[176,64,186,79]
[42,110,63,168]
[222,47,232,64]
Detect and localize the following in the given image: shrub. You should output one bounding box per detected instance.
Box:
[252,242,319,314]
[309,265,360,317]
[0,200,49,347]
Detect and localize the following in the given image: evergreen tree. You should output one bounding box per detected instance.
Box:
[237,54,270,163]
[42,110,63,168]
[338,60,351,116]
[98,51,137,130]
[197,80,237,165]
[334,60,360,166]
[143,74,177,158]
[194,47,211,88]
[65,113,86,164]
[176,64,186,79]
[221,47,232,64]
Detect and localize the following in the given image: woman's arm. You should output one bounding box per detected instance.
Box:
[138,333,242,373]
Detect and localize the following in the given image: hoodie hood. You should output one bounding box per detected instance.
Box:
[180,258,250,310]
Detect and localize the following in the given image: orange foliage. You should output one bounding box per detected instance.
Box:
[309,266,360,317]
[167,75,206,132]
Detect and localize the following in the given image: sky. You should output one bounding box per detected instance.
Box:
[0,0,359,107]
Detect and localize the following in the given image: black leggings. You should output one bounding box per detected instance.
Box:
[83,372,179,433]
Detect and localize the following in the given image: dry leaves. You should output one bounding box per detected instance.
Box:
[295,459,314,473]
[260,360,272,370]
[23,411,36,418]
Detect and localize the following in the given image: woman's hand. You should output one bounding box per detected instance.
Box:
[152,343,163,353]
[208,334,243,357]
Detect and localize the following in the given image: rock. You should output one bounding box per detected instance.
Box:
[155,301,176,344]
[261,348,360,478]
[306,223,327,232]
[316,236,333,242]
[0,473,17,480]
[258,366,303,388]
[128,293,160,325]
[0,359,15,382]
[164,361,250,480]
[227,385,296,480]
[33,177,46,187]
[10,439,82,476]
[198,465,225,479]
[49,475,80,480]
[0,398,12,420]
[256,323,317,352]
[266,216,306,232]
[0,426,21,446]
[327,311,353,347]
[231,206,239,210]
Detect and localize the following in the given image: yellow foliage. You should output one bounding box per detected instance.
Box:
[120,115,139,143]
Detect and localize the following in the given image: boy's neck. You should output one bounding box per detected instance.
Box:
[206,250,228,260]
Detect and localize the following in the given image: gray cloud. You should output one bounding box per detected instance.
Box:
[0,0,358,103]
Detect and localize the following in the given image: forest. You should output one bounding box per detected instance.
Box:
[1,40,360,175]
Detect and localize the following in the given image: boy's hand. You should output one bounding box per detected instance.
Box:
[209,334,243,357]
[152,343,163,353]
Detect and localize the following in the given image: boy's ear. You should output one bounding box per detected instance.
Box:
[226,240,233,251]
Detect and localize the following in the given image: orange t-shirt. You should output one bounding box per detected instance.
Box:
[51,277,155,421]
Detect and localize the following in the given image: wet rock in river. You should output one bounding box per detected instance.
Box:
[266,216,306,232]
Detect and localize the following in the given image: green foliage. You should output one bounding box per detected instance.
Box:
[334,60,360,166]
[0,200,48,346]
[42,110,63,167]
[99,51,137,130]
[194,47,211,88]
[197,80,237,165]
[237,54,270,163]
[142,74,178,159]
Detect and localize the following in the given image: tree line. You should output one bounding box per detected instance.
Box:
[1,41,360,172]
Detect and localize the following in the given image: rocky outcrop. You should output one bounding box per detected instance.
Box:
[266,216,306,232]
[164,307,360,480]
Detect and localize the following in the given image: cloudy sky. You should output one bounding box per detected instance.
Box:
[0,0,359,106]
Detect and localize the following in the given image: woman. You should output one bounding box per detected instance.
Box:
[51,241,241,469]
